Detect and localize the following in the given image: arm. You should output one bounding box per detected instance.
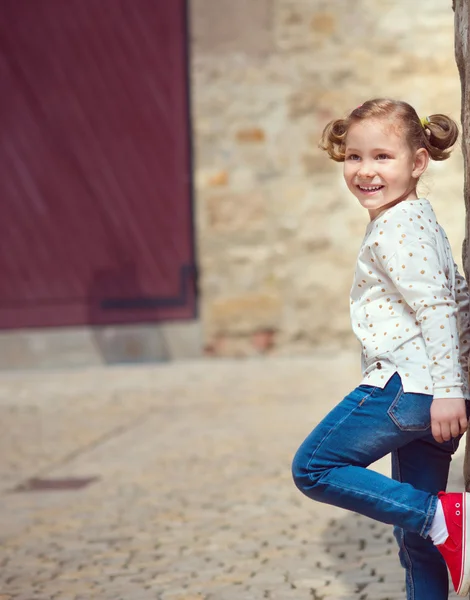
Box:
[375,240,467,441]
[454,264,470,376]
[378,240,464,399]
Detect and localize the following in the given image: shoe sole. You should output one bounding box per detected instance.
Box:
[457,492,470,596]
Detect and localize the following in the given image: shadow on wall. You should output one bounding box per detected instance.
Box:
[87,264,170,364]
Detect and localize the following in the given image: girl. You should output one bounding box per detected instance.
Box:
[292,98,470,599]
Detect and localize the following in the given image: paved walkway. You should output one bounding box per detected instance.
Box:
[0,351,465,599]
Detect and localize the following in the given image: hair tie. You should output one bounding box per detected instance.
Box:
[420,116,431,128]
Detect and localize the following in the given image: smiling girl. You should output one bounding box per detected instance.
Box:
[292,99,470,598]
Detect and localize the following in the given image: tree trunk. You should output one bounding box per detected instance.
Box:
[454,0,470,491]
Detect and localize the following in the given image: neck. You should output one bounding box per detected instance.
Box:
[368,188,418,221]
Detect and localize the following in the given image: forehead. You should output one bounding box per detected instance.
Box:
[345,118,408,151]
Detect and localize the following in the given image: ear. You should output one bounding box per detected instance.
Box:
[412,148,429,178]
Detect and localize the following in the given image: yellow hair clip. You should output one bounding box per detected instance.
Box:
[420,116,430,128]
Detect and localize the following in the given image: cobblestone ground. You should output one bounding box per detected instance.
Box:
[0,350,466,599]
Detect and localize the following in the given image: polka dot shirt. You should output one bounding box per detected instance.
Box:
[350,199,470,399]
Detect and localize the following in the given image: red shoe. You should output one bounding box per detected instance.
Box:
[436,492,470,596]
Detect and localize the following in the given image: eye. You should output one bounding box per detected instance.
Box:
[376,153,391,160]
[346,153,361,161]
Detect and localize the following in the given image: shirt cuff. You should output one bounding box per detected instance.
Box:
[433,385,464,400]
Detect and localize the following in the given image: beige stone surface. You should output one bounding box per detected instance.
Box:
[0,354,465,599]
[191,0,466,356]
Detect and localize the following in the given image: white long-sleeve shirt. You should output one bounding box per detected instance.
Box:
[350,198,470,399]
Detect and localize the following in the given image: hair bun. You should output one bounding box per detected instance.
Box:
[319,118,348,162]
[424,114,459,160]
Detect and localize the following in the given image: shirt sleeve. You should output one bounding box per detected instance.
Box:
[454,264,470,378]
[373,239,464,399]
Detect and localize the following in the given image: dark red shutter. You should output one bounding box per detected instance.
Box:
[0,0,196,329]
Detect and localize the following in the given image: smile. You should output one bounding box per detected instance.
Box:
[357,185,384,194]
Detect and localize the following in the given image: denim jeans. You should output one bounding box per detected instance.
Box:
[292,372,465,600]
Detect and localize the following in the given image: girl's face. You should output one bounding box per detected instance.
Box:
[343,118,429,220]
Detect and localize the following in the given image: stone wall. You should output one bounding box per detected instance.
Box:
[191,0,466,357]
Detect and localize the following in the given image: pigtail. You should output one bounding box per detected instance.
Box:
[422,114,459,161]
[319,118,348,162]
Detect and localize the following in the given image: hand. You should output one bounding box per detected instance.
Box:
[430,397,468,443]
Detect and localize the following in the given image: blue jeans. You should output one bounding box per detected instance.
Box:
[292,372,464,600]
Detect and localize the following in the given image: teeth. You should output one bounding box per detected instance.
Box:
[359,185,383,191]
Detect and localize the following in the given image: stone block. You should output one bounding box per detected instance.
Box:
[159,321,203,359]
[0,327,102,369]
[205,191,267,232]
[207,292,282,334]
[195,168,230,190]
[207,170,229,187]
[235,127,266,143]
[191,0,274,55]
[310,11,336,35]
[274,1,338,51]
[0,322,202,369]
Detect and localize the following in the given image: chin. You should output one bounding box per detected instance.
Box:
[358,199,385,210]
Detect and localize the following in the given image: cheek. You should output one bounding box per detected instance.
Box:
[343,164,354,182]
[343,170,357,190]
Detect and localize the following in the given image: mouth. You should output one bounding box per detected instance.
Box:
[357,184,385,195]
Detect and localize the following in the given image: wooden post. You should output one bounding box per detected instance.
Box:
[454,0,470,491]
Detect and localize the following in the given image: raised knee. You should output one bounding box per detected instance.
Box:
[291,447,324,497]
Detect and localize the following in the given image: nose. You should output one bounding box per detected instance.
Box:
[357,161,375,178]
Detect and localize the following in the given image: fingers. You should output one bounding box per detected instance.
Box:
[460,415,469,435]
[432,420,443,444]
[432,417,468,443]
[430,398,467,443]
[450,418,461,439]
[440,422,452,442]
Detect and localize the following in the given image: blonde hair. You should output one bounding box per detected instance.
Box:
[320,98,459,162]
